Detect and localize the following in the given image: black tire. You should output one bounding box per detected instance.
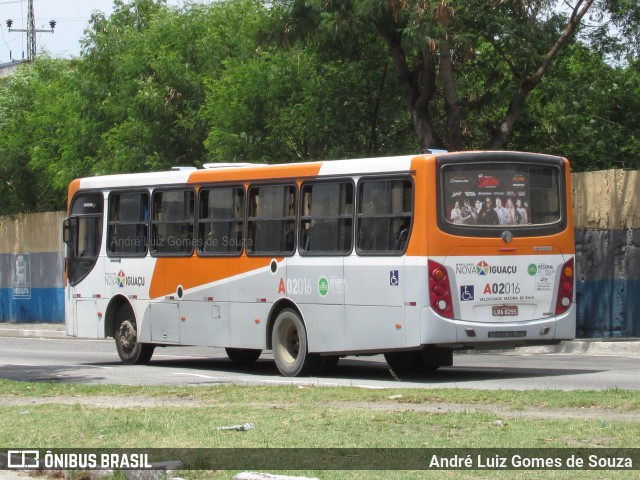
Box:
[271,308,319,377]
[114,305,154,365]
[423,346,453,370]
[384,351,422,373]
[385,347,453,375]
[318,355,340,374]
[225,347,262,365]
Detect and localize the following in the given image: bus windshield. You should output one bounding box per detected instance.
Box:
[441,161,563,233]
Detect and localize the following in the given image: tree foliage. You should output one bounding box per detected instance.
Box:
[281,0,605,151]
[0,0,638,215]
[0,58,84,214]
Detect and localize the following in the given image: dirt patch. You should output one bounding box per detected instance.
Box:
[0,395,207,409]
[1,395,637,421]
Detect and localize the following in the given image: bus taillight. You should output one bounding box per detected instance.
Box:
[555,257,574,315]
[429,260,453,319]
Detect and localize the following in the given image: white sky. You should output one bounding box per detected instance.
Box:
[0,0,187,63]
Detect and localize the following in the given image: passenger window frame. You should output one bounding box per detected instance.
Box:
[150,187,196,258]
[246,183,298,257]
[355,176,414,256]
[106,190,150,258]
[197,185,246,257]
[299,180,355,257]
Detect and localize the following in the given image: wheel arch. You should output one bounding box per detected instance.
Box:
[104,294,134,339]
[266,298,303,350]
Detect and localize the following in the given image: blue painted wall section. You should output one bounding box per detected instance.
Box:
[0,251,65,323]
[0,212,66,324]
[575,228,640,338]
[0,288,64,323]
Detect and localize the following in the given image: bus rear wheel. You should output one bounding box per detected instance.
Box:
[114,305,154,365]
[384,351,423,373]
[384,346,452,375]
[272,309,319,377]
[225,348,262,365]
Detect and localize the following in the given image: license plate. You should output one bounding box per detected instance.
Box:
[492,305,518,316]
[488,331,526,338]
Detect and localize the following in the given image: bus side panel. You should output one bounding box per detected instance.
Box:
[403,259,429,348]
[179,301,230,347]
[344,306,404,351]
[74,300,100,338]
[344,256,406,351]
[301,304,346,353]
[175,260,232,347]
[67,245,107,339]
[229,301,269,349]
[285,256,346,353]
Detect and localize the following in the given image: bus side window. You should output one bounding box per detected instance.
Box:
[151,189,195,256]
[108,192,149,257]
[357,178,413,254]
[197,186,245,256]
[300,182,353,255]
[247,185,296,256]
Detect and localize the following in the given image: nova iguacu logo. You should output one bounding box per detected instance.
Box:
[105,271,145,288]
[476,260,517,275]
[476,260,490,275]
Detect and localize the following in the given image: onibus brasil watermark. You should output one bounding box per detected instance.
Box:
[5,450,151,470]
[2,448,639,471]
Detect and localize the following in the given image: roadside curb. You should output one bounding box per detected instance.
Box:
[513,339,640,357]
[0,326,67,339]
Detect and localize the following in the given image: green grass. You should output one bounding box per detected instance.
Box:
[1,380,639,479]
[1,380,639,410]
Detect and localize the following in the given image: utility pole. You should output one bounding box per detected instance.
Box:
[6,0,56,61]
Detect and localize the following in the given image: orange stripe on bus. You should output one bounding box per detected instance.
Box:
[66,179,82,212]
[149,255,279,299]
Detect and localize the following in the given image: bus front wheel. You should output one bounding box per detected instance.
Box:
[272,309,319,377]
[114,305,154,365]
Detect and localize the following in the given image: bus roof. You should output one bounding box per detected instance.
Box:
[73,154,425,191]
[71,151,567,192]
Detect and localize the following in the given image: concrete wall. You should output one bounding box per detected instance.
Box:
[0,212,65,323]
[0,170,638,336]
[572,170,640,337]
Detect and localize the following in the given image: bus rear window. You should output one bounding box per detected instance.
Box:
[441,162,563,232]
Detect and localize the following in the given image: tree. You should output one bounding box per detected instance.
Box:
[78,0,200,174]
[283,0,607,151]
[510,45,640,170]
[0,57,82,214]
[202,27,416,162]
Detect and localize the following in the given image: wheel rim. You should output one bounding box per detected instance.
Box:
[117,320,137,355]
[276,317,300,365]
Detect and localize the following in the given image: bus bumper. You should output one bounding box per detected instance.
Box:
[420,305,576,348]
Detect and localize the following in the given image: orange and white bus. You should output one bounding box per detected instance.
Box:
[63,151,575,376]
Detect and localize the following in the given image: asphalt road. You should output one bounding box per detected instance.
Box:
[1,336,639,390]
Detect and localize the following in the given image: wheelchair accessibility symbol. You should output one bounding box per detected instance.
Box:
[460,285,474,301]
[390,270,399,286]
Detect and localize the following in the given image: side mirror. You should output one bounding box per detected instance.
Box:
[63,217,76,245]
